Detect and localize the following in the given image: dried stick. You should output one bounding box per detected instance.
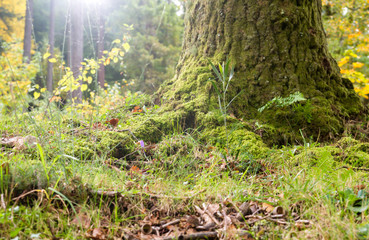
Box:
[156,231,218,240]
[160,219,180,230]
[0,194,6,209]
[335,166,369,172]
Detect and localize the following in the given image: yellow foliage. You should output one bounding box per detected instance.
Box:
[338,56,350,67]
[0,0,26,42]
[0,40,39,111]
[352,62,364,69]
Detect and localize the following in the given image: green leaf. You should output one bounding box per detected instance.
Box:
[10,228,21,238]
[209,80,221,97]
[208,59,223,82]
[225,59,230,80]
[348,204,369,213]
[227,90,243,108]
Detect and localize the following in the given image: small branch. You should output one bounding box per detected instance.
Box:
[91,190,122,197]
[160,219,180,230]
[335,166,369,172]
[205,209,221,226]
[104,163,123,173]
[12,189,45,201]
[89,189,205,200]
[0,194,6,209]
[156,231,218,240]
[266,217,289,225]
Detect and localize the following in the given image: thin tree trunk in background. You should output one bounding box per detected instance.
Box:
[66,7,71,68]
[23,0,33,63]
[70,0,83,103]
[97,7,106,89]
[47,0,55,93]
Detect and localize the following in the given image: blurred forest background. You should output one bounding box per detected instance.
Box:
[0,0,368,111]
[0,0,184,112]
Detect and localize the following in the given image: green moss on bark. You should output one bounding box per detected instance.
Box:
[156,0,365,145]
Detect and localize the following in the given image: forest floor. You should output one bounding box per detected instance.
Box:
[1,97,369,240]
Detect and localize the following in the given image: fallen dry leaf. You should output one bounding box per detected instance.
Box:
[106,118,119,127]
[0,135,38,150]
[354,185,366,190]
[85,228,107,240]
[71,213,91,229]
[262,202,274,213]
[206,203,220,215]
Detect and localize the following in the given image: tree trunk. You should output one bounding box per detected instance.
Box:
[23,0,33,63]
[70,0,83,103]
[159,0,364,143]
[97,7,106,89]
[47,0,55,93]
[66,7,71,68]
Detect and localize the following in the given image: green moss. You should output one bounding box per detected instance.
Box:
[290,137,369,168]
[344,151,369,167]
[3,160,59,196]
[292,146,341,167]
[64,138,96,160]
[201,125,269,159]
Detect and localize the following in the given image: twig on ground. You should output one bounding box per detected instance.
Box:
[335,166,369,172]
[266,217,289,225]
[160,219,180,230]
[91,190,122,197]
[90,189,205,200]
[104,163,123,173]
[0,194,6,209]
[12,189,45,201]
[155,231,218,240]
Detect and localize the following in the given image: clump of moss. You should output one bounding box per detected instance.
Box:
[291,145,340,167]
[1,160,59,196]
[290,137,369,168]
[94,131,135,159]
[201,124,269,159]
[335,137,369,167]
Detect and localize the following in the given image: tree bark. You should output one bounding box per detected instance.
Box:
[97,6,106,89]
[70,0,83,103]
[159,0,364,143]
[47,0,55,93]
[23,0,33,63]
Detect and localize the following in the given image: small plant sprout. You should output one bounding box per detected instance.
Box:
[258,91,306,113]
[208,58,243,154]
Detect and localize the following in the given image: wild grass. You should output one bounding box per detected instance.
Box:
[1,98,369,239]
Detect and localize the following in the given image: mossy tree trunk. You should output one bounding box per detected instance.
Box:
[159,0,364,143]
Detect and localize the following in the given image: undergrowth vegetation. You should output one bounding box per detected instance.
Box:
[1,87,369,239]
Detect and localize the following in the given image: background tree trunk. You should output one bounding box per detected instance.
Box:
[97,6,106,89]
[70,0,83,103]
[47,0,55,93]
[23,0,33,63]
[159,0,364,143]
